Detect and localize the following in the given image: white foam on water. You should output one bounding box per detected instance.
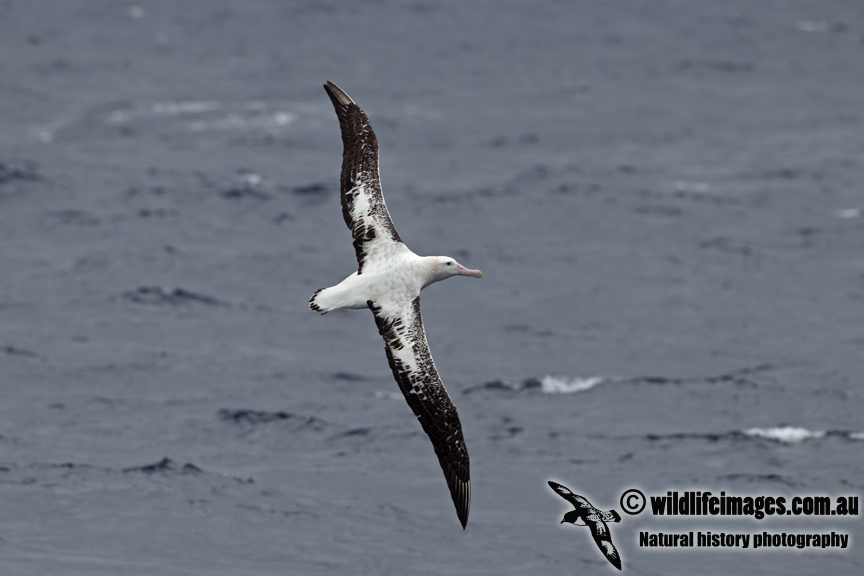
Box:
[540,375,605,395]
[795,20,828,33]
[151,101,220,115]
[34,128,56,143]
[849,432,864,441]
[40,100,301,142]
[184,111,296,132]
[239,172,264,187]
[271,112,294,125]
[836,208,861,219]
[32,118,73,143]
[402,104,443,120]
[106,110,134,123]
[105,101,219,124]
[743,426,825,443]
[673,181,710,193]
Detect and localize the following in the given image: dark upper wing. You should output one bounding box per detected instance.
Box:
[323,81,405,273]
[368,296,470,529]
[588,520,622,571]
[548,481,594,513]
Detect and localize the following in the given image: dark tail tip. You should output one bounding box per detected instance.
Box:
[309,288,326,313]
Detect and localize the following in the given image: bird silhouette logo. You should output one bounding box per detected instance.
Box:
[548,481,623,570]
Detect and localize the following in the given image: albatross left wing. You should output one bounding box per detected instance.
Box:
[368,296,471,529]
[324,81,406,274]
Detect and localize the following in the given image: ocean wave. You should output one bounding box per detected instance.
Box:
[464,365,775,395]
[463,375,605,394]
[539,375,605,394]
[743,426,826,443]
[646,428,863,444]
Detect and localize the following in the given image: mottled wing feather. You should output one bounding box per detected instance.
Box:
[590,522,622,571]
[324,81,403,273]
[368,296,471,529]
[585,510,621,523]
[604,510,622,523]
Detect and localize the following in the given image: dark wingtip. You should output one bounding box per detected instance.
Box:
[601,542,623,570]
[454,478,470,530]
[323,80,355,107]
[445,473,470,530]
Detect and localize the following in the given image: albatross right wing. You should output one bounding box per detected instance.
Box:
[368,296,471,529]
[323,81,407,274]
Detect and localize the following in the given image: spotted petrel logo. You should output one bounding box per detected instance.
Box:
[549,481,623,570]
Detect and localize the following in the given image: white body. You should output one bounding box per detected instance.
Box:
[311,247,479,313]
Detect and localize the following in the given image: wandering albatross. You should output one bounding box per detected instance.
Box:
[309,81,482,529]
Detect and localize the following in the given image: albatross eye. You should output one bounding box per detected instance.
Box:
[446,262,453,266]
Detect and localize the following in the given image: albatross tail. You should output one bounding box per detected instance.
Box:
[308,288,329,314]
[309,273,370,314]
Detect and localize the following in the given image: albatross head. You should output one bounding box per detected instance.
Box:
[426,256,483,285]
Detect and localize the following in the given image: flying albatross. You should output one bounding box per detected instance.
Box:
[549,481,623,570]
[310,81,482,529]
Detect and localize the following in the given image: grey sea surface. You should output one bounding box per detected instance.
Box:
[1,1,862,574]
